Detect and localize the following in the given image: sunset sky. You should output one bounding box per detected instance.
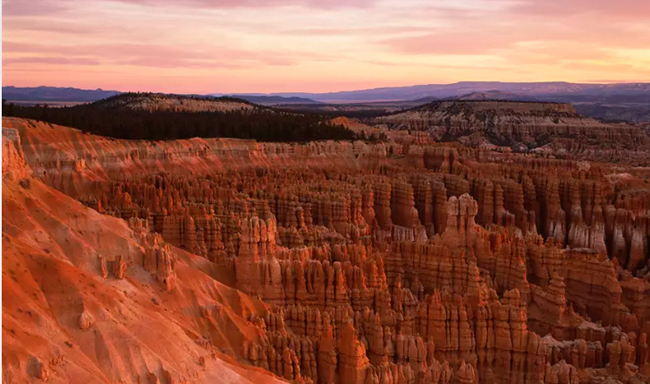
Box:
[3,0,650,93]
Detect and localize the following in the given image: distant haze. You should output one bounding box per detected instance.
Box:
[264,82,650,103]
[6,81,649,103]
[3,0,650,93]
[6,82,650,122]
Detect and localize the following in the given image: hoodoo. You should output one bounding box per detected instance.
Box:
[4,108,650,383]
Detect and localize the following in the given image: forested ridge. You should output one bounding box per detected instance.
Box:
[2,94,362,142]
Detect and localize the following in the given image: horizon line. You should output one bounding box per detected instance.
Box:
[3,79,650,96]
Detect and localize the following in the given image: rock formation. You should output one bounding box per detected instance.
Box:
[5,114,650,384]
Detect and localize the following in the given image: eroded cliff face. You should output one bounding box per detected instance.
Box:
[2,128,286,384]
[5,116,650,384]
[374,101,650,166]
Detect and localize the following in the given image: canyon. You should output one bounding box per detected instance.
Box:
[374,101,650,165]
[3,98,650,384]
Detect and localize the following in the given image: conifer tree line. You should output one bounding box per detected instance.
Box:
[2,94,385,143]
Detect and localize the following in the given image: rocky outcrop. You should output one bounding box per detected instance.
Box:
[375,100,650,165]
[6,117,650,384]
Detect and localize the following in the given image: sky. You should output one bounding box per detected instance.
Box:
[3,0,650,93]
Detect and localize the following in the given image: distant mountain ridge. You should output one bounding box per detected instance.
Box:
[2,86,320,106]
[4,82,650,122]
[2,86,120,102]
[270,81,650,102]
[271,82,650,122]
[7,82,649,103]
[414,90,541,103]
[455,90,541,102]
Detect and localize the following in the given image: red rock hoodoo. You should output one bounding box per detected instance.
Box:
[4,112,650,384]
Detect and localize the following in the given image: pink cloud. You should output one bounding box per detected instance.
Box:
[279,25,429,37]
[2,19,107,35]
[3,57,102,65]
[3,0,376,16]
[2,0,77,16]
[383,32,517,55]
[510,0,650,20]
[116,0,377,9]
[2,40,310,69]
[380,1,650,57]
